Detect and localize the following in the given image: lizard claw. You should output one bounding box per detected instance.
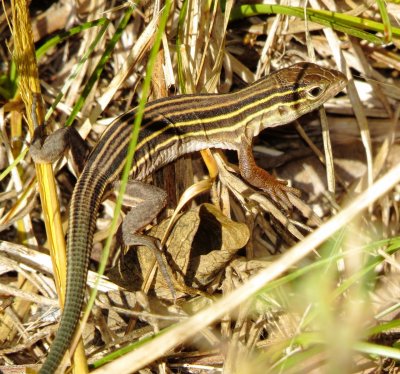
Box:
[260,178,301,210]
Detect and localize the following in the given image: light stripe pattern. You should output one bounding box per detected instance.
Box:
[39,62,347,374]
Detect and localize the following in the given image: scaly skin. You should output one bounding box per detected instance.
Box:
[38,63,347,373]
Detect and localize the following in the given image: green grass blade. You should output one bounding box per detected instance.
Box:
[45,19,110,122]
[355,341,400,360]
[81,0,172,353]
[376,0,392,43]
[176,0,190,93]
[64,7,134,127]
[35,18,110,60]
[230,4,400,45]
[367,319,400,336]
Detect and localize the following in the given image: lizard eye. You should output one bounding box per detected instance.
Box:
[306,85,325,99]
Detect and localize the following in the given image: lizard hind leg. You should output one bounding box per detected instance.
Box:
[113,180,174,296]
[115,180,168,239]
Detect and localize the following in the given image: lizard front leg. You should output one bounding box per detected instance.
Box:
[29,125,89,173]
[238,135,300,208]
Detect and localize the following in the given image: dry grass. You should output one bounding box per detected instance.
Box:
[1,0,400,373]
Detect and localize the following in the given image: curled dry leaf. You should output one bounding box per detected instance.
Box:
[129,203,250,299]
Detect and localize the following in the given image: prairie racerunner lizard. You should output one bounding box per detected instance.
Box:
[32,62,347,373]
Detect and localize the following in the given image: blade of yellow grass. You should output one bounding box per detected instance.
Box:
[10,0,87,372]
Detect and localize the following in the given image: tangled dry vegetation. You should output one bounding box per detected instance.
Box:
[1,0,400,373]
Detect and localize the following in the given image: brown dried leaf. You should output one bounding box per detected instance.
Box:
[136,203,250,298]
